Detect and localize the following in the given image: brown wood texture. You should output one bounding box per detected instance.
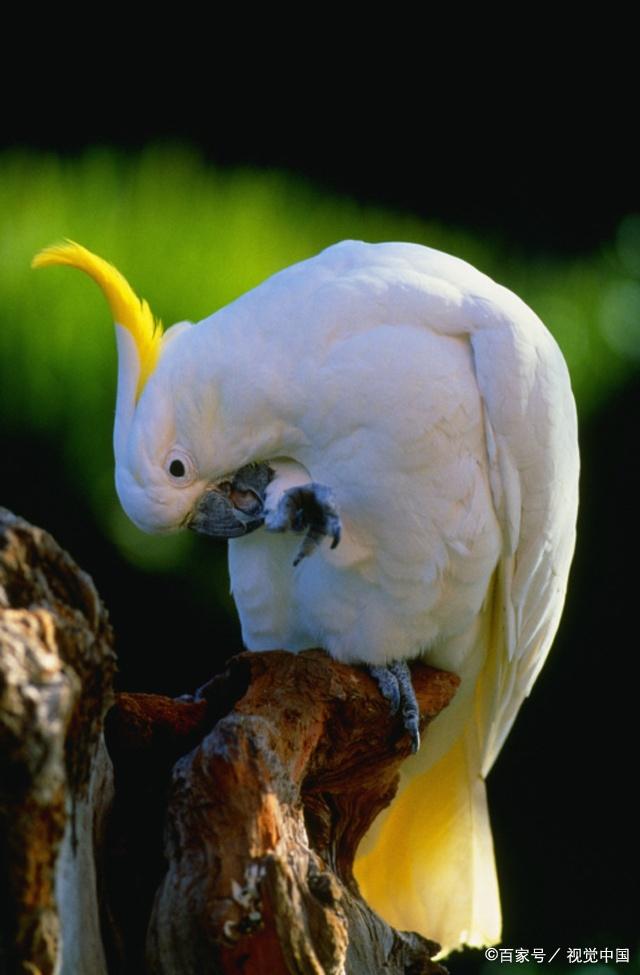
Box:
[0,510,459,975]
[0,508,115,975]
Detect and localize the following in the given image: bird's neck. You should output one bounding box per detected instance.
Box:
[202,322,309,475]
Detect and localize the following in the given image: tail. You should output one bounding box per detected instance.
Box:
[354,575,506,955]
[354,720,500,955]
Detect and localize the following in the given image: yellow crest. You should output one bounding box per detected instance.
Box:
[32,240,163,400]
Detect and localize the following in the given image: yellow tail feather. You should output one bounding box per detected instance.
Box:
[354,729,501,955]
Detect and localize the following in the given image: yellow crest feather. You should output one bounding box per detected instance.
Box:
[32,240,163,399]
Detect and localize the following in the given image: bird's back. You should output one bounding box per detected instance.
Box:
[225,240,579,953]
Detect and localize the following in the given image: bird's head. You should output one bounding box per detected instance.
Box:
[32,241,268,539]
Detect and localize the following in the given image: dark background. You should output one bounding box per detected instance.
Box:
[2,112,638,970]
[6,105,639,255]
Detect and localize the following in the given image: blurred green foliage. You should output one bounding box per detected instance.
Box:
[1,145,639,576]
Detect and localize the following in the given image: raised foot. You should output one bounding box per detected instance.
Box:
[368,660,421,753]
[265,483,342,566]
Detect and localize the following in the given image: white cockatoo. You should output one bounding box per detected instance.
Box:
[33,238,579,954]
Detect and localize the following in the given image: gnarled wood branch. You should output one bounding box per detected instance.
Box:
[0,510,459,975]
[0,508,115,975]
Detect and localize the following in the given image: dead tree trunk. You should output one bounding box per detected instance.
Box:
[0,509,115,975]
[0,509,459,975]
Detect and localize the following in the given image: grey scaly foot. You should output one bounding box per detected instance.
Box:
[390,661,421,753]
[369,664,402,715]
[368,660,421,753]
[265,483,342,566]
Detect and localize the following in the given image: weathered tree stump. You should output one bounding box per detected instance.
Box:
[0,510,459,975]
[0,508,115,975]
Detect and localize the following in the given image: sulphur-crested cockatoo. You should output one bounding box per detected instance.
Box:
[33,238,579,954]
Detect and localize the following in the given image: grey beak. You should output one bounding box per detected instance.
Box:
[189,487,259,538]
[188,463,273,539]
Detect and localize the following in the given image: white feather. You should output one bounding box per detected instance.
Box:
[220,243,578,950]
[121,240,579,952]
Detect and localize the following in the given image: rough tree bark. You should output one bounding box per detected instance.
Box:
[0,509,115,975]
[0,509,459,975]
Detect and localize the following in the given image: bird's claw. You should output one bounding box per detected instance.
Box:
[265,483,342,566]
[369,665,402,716]
[368,660,421,753]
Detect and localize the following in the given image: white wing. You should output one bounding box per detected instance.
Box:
[467,285,579,774]
[319,242,580,772]
[225,238,579,773]
[353,246,579,950]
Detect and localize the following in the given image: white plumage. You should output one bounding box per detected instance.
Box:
[34,238,579,954]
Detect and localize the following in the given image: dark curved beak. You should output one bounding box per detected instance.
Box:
[188,463,272,539]
[189,488,262,538]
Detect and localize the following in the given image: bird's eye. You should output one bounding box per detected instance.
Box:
[165,448,197,486]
